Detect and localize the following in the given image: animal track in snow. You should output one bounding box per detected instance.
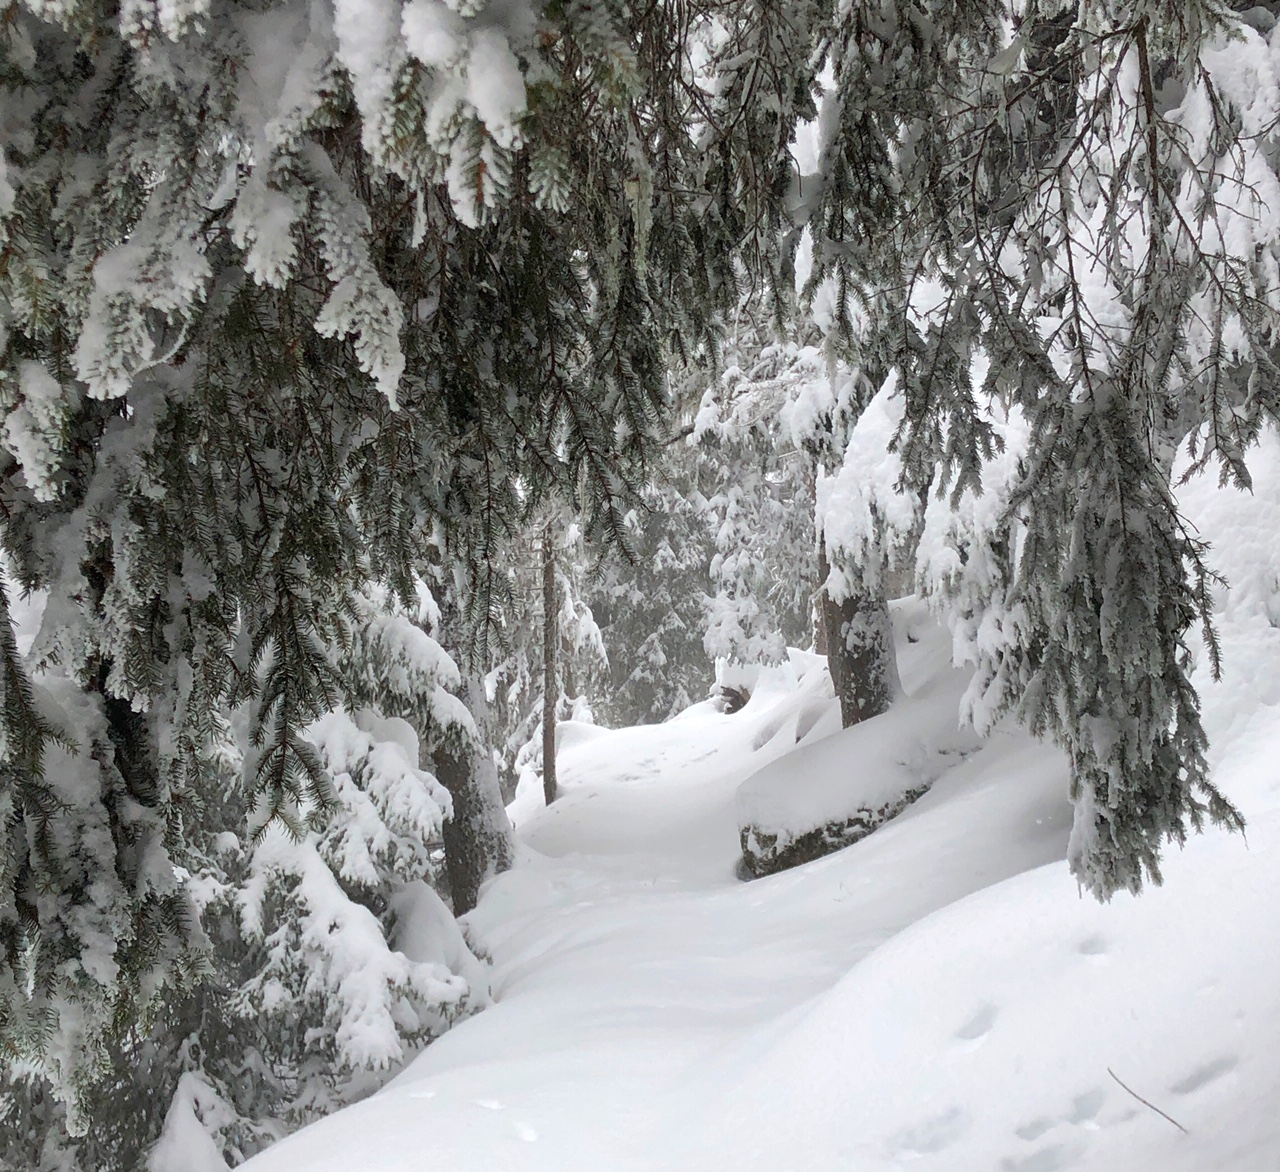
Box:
[1068,1088,1105,1126]
[955,1003,998,1042]
[1170,1055,1238,1096]
[1077,934,1108,957]
[1015,1119,1054,1142]
[1013,1086,1105,1148]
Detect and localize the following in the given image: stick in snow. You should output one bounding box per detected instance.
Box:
[1107,1068,1189,1134]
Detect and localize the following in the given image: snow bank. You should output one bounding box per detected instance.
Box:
[736,599,982,875]
[147,1073,235,1172]
[686,805,1280,1172]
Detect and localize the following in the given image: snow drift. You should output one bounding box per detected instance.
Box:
[240,441,1280,1172]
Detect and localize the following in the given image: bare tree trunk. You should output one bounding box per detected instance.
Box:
[541,527,558,805]
[818,537,900,728]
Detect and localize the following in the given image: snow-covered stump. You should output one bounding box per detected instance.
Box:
[739,783,930,878]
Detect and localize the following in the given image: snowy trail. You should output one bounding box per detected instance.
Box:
[242,590,1280,1172]
[236,394,1280,1172]
[242,625,1086,1171]
[242,414,1280,1172]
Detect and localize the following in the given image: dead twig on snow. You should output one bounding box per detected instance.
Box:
[1107,1067,1189,1135]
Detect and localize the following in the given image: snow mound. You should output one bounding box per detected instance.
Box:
[736,602,982,875]
[685,800,1280,1172]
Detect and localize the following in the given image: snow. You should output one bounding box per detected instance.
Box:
[148,1073,235,1172]
[242,448,1280,1171]
[465,29,526,150]
[0,151,13,216]
[0,358,61,498]
[389,880,491,1000]
[401,0,464,67]
[240,825,470,1070]
[820,371,916,594]
[2,568,46,656]
[331,0,403,149]
[736,604,985,846]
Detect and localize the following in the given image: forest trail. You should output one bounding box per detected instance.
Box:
[243,599,1280,1172]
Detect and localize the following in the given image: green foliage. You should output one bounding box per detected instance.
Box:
[0,0,808,1117]
[807,0,1273,896]
[2,0,1278,1154]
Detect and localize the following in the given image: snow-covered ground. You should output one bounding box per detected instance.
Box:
[243,458,1280,1171]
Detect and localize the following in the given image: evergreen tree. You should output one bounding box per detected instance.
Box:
[589,478,717,728]
[804,0,1280,895]
[5,3,1280,1154]
[689,311,905,726]
[0,0,808,1116]
[0,583,487,1170]
[480,510,607,807]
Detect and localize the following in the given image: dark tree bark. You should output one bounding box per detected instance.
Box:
[427,587,516,916]
[541,528,558,805]
[818,539,899,728]
[431,728,513,915]
[814,542,829,656]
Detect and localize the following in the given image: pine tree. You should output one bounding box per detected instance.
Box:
[686,309,906,726]
[588,478,717,728]
[0,583,487,1170]
[806,0,1280,895]
[693,328,827,667]
[0,0,810,1113]
[541,524,559,805]
[476,509,608,809]
[6,1,1280,1150]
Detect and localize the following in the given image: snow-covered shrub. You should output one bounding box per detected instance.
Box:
[0,587,488,1171]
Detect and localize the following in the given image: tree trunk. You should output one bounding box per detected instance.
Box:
[427,587,516,916]
[432,727,514,915]
[810,465,827,656]
[819,540,900,728]
[541,527,558,805]
[814,541,829,656]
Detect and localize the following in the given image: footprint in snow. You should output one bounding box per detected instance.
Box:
[1013,1088,1104,1150]
[890,1106,968,1156]
[1077,934,1108,958]
[1014,1119,1054,1142]
[1170,1055,1238,1096]
[955,1003,998,1045]
[1001,1143,1070,1172]
[1067,1088,1105,1127]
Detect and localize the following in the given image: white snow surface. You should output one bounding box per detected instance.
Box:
[243,454,1280,1170]
[736,615,985,841]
